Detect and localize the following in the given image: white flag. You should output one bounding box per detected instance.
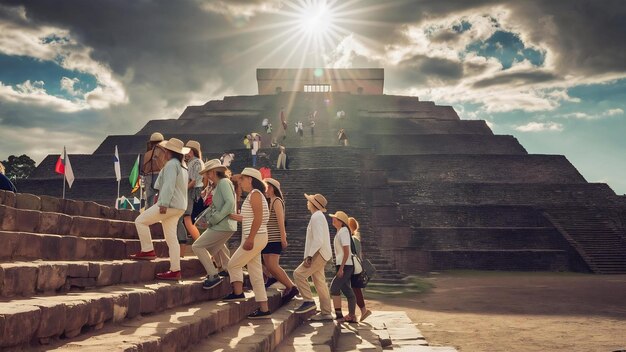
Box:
[114,145,121,182]
[64,148,75,188]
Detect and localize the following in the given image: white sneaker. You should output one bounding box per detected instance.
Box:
[310,313,334,321]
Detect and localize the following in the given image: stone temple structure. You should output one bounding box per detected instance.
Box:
[19,68,626,277]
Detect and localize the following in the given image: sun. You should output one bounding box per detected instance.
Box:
[298,2,333,36]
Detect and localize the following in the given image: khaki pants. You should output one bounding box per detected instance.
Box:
[276,153,286,169]
[135,204,185,271]
[293,252,332,315]
[228,233,268,302]
[192,229,234,276]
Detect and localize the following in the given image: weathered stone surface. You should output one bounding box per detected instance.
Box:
[70,216,107,237]
[124,221,139,238]
[95,262,123,286]
[0,263,38,297]
[15,208,41,233]
[111,294,130,323]
[13,232,43,260]
[0,231,19,260]
[0,205,17,231]
[15,193,41,211]
[57,213,73,235]
[63,300,90,337]
[37,211,61,234]
[63,199,84,216]
[126,290,141,319]
[39,195,62,213]
[120,261,141,284]
[67,262,90,277]
[84,238,105,260]
[87,296,114,327]
[73,236,87,259]
[67,277,97,288]
[0,304,41,347]
[82,201,102,218]
[34,299,67,339]
[59,235,78,260]
[100,238,127,259]
[107,219,127,237]
[36,263,68,293]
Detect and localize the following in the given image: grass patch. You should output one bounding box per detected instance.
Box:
[364,276,434,298]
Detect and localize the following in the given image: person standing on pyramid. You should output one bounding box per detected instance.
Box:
[130,138,189,281]
[280,107,288,141]
[177,140,203,255]
[349,216,372,322]
[142,132,167,208]
[293,193,333,320]
[328,210,358,323]
[223,168,272,319]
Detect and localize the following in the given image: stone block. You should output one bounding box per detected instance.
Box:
[124,221,138,238]
[119,209,138,221]
[139,290,157,314]
[0,231,19,260]
[120,261,141,284]
[111,294,130,323]
[124,239,141,257]
[96,263,123,286]
[84,238,105,260]
[38,234,61,260]
[36,264,68,293]
[34,299,67,340]
[138,261,157,281]
[126,291,141,318]
[1,264,37,297]
[0,205,17,231]
[67,277,97,288]
[63,300,89,337]
[101,238,127,259]
[150,222,164,238]
[39,195,62,213]
[57,213,73,234]
[107,219,128,238]
[13,232,43,260]
[58,236,78,260]
[82,201,101,218]
[1,190,16,207]
[15,193,41,211]
[67,262,89,277]
[37,212,61,234]
[63,199,83,216]
[100,205,115,219]
[15,208,41,233]
[0,305,41,348]
[70,216,107,238]
[73,236,87,259]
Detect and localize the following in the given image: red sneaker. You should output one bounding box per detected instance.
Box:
[129,250,156,260]
[156,270,181,280]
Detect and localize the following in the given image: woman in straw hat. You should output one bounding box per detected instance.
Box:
[142,132,165,208]
[262,178,299,303]
[224,167,272,319]
[349,216,372,322]
[130,138,190,281]
[328,210,358,323]
[192,159,238,290]
[293,193,333,320]
[177,140,203,255]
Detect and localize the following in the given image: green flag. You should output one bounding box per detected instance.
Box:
[129,154,140,193]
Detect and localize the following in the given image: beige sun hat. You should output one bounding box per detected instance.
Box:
[264,178,281,192]
[304,193,327,212]
[200,159,227,174]
[329,210,350,226]
[159,138,190,155]
[150,132,164,142]
[185,140,202,159]
[241,167,263,183]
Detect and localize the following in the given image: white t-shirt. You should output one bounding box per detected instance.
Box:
[333,227,353,265]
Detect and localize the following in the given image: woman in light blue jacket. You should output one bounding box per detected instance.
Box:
[130,138,189,281]
[192,159,238,290]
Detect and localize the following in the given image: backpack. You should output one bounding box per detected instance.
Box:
[142,145,168,174]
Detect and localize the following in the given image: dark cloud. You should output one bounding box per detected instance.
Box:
[389,54,464,88]
[472,71,558,88]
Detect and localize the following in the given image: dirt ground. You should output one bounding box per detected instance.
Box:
[366,272,626,352]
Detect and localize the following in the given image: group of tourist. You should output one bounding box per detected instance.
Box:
[129,133,371,322]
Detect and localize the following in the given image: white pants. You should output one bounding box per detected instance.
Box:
[228,233,268,302]
[135,204,185,271]
[192,229,235,276]
[276,154,286,169]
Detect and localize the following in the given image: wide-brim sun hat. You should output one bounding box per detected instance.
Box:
[150,132,164,142]
[265,178,283,197]
[241,167,264,183]
[200,159,227,174]
[304,193,327,212]
[329,210,350,226]
[185,140,201,153]
[159,138,190,155]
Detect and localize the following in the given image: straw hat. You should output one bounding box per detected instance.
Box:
[329,210,350,226]
[199,159,226,174]
[185,140,201,152]
[264,178,283,197]
[159,138,190,155]
[149,132,164,142]
[348,217,359,232]
[241,167,263,183]
[304,193,327,212]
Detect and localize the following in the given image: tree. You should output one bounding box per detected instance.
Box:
[1,154,36,180]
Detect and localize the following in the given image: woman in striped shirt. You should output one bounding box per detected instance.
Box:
[262,178,299,303]
[224,168,271,319]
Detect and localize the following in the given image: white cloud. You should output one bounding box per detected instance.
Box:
[60,77,80,96]
[0,80,85,113]
[605,108,624,116]
[514,121,563,132]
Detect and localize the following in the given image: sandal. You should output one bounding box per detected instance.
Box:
[338,314,358,324]
[360,309,372,322]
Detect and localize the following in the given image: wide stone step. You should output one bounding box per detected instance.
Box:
[428,249,569,271]
[39,289,283,351]
[0,204,159,240]
[190,298,304,351]
[0,231,169,262]
[0,278,235,349]
[0,258,205,297]
[275,319,340,352]
[0,190,137,222]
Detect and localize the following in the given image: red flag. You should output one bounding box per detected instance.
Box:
[55,155,65,174]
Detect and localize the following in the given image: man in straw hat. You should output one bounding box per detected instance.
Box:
[192,159,238,290]
[293,193,333,320]
[142,132,166,208]
[130,138,189,281]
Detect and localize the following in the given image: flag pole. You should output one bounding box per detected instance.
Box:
[62,146,66,199]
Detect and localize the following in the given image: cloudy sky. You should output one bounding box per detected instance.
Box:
[0,0,625,193]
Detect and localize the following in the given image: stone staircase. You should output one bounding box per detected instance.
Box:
[543,207,626,274]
